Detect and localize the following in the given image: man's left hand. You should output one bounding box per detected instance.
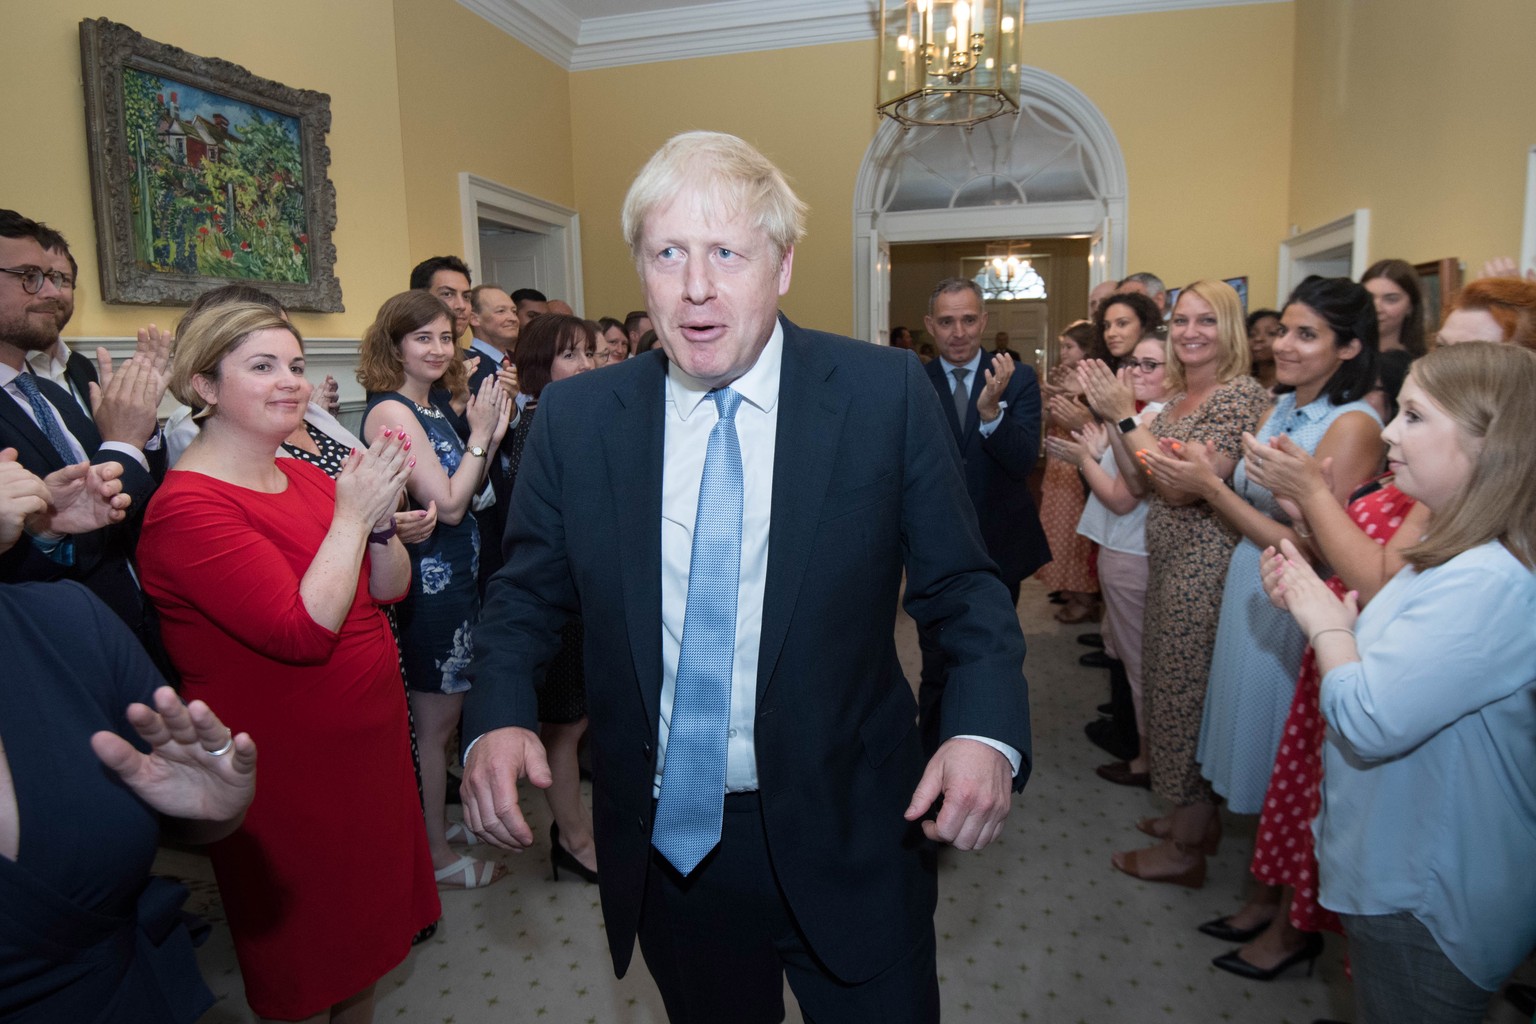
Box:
[976,353,1014,424]
[904,737,1013,850]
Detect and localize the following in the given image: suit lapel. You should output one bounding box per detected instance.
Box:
[602,354,667,726]
[0,390,64,471]
[40,375,102,454]
[65,351,98,413]
[757,321,848,702]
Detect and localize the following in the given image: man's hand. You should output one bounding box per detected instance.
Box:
[90,348,166,447]
[976,353,1014,424]
[32,459,130,537]
[0,449,50,552]
[904,737,1013,850]
[461,726,553,850]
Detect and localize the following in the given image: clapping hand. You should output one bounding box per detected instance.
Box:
[976,352,1014,423]
[394,500,438,546]
[1260,539,1358,637]
[466,373,514,448]
[1140,436,1221,499]
[320,374,341,417]
[0,450,51,552]
[335,427,413,534]
[90,686,256,827]
[1046,392,1092,433]
[1076,359,1136,421]
[91,347,168,448]
[36,459,131,536]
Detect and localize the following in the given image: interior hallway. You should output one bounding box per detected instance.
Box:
[159,578,1527,1024]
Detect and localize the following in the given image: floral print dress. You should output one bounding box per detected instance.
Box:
[365,391,480,695]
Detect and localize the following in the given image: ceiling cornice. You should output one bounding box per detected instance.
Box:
[458,0,1287,71]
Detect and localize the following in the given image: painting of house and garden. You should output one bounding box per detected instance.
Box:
[121,67,311,284]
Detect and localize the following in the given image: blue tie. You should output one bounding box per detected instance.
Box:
[653,387,744,875]
[13,372,78,464]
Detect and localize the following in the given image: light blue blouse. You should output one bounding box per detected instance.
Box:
[1315,540,1536,990]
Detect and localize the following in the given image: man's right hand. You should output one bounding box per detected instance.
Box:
[461,726,553,850]
[91,348,166,447]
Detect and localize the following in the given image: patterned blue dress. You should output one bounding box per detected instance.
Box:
[1197,392,1379,812]
[366,392,480,695]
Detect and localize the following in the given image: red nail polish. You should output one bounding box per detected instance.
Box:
[383,428,393,438]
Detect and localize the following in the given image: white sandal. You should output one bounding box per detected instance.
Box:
[434,855,503,890]
[445,821,483,847]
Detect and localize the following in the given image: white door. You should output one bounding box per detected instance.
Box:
[986,301,1048,380]
[1089,216,1111,289]
[478,222,544,295]
[854,223,891,343]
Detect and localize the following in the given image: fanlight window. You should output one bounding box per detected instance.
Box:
[970,255,1048,301]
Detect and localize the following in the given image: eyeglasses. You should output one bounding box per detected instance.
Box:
[1126,358,1165,373]
[1,265,73,294]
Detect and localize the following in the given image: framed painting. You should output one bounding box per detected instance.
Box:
[79,18,343,312]
[1413,257,1463,335]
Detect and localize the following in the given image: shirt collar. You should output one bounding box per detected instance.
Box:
[665,319,783,421]
[1288,390,1332,423]
[937,347,983,377]
[23,339,71,378]
[469,337,504,362]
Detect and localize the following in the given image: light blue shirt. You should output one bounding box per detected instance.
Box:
[1315,540,1536,990]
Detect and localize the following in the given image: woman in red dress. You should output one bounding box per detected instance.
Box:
[138,302,440,1023]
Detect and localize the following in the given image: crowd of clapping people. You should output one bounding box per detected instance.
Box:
[0,202,656,1022]
[1028,263,1536,1023]
[1,162,1534,1024]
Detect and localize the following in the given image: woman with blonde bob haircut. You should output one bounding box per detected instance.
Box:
[1260,342,1536,1024]
[141,300,439,1024]
[621,130,808,263]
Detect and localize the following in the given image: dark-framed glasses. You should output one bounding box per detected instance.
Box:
[1127,358,1165,373]
[0,265,73,294]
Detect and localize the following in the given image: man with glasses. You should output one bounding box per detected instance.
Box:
[0,210,169,664]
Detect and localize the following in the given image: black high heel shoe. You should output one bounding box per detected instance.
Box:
[1211,931,1324,980]
[1197,913,1274,943]
[549,822,599,884]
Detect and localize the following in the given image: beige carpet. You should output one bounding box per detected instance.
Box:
[160,579,1528,1023]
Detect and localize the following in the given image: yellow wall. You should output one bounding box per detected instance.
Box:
[1289,0,1536,275]
[570,3,1296,329]
[392,0,576,297]
[4,0,411,340]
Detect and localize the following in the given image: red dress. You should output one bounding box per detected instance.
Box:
[139,461,439,1020]
[1248,481,1416,934]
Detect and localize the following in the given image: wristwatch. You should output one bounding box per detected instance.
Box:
[1117,416,1138,434]
[466,445,488,458]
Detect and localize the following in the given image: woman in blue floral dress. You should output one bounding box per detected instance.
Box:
[360,291,512,890]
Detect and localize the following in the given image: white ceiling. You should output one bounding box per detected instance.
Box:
[457,0,1286,71]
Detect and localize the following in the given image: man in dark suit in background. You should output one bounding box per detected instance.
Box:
[920,277,1051,757]
[462,132,1032,1023]
[0,210,167,657]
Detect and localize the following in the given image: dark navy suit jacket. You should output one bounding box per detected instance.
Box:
[925,350,1051,586]
[466,318,1032,984]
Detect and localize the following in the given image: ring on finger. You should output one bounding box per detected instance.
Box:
[204,732,235,757]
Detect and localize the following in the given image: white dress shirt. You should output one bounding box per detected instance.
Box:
[25,339,91,413]
[1,356,152,472]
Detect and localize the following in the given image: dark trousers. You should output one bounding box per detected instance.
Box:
[637,793,939,1024]
[918,580,1020,758]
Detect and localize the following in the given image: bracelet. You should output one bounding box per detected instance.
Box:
[1309,626,1354,645]
[368,520,398,545]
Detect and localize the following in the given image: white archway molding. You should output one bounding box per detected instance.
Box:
[852,66,1128,342]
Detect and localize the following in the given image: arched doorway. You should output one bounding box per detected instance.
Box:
[852,67,1127,343]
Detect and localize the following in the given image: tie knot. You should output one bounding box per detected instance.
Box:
[709,387,742,422]
[952,367,968,385]
[14,372,42,396]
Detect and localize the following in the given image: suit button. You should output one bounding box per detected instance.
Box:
[637,816,647,833]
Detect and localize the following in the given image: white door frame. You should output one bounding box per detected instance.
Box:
[1277,209,1370,303]
[1521,145,1536,276]
[459,173,584,312]
[852,67,1128,343]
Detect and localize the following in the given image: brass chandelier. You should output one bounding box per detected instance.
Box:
[877,0,1026,128]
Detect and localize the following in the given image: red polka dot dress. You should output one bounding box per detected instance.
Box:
[1249,479,1416,934]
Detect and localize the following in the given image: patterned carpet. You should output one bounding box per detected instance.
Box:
[158,579,1529,1024]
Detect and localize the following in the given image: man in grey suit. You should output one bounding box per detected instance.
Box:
[462,132,1032,1023]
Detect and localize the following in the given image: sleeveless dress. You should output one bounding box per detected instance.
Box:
[1142,375,1272,805]
[367,392,481,695]
[1250,479,1415,934]
[1197,394,1379,813]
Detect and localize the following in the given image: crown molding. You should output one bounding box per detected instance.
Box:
[460,0,1286,71]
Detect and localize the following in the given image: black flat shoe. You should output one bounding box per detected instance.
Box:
[1197,914,1273,943]
[1077,632,1104,647]
[549,821,599,884]
[411,920,438,946]
[1097,702,1114,715]
[1084,717,1138,761]
[1079,650,1116,669]
[1048,591,1066,604]
[1211,932,1324,981]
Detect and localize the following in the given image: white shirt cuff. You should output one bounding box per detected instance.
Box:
[98,440,150,472]
[953,734,1022,776]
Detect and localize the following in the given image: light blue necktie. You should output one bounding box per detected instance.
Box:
[652,387,743,875]
[13,372,78,464]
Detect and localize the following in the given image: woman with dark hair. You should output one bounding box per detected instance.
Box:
[1093,290,1164,367]
[1245,307,1282,390]
[1141,277,1383,972]
[360,291,513,892]
[1037,320,1107,623]
[505,314,600,882]
[1361,258,1426,356]
[1261,343,1536,1024]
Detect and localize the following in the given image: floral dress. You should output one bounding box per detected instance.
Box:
[366,391,480,695]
